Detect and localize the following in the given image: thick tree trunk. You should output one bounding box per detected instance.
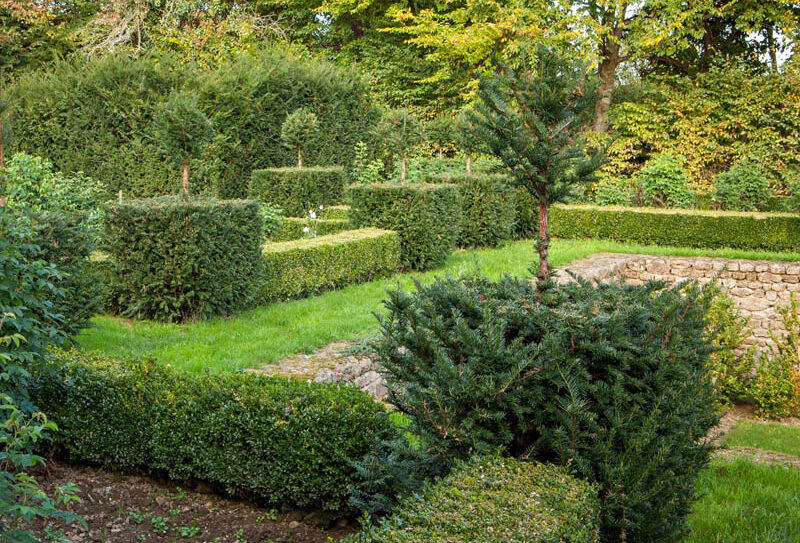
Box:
[182,163,189,196]
[593,38,621,133]
[401,156,407,184]
[466,154,472,175]
[537,200,550,282]
[298,147,303,169]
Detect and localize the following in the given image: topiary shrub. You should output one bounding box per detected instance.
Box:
[249,167,346,217]
[281,107,320,169]
[374,109,425,184]
[260,229,400,301]
[272,217,351,242]
[347,183,460,270]
[105,196,263,322]
[714,158,772,211]
[31,349,390,512]
[636,153,694,208]
[348,456,599,543]
[372,275,719,543]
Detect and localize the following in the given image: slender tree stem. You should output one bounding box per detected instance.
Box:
[182,163,189,196]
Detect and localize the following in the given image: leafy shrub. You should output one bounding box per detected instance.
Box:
[281,107,320,169]
[347,183,460,270]
[348,456,599,543]
[373,275,719,543]
[259,203,285,241]
[322,205,351,220]
[550,205,800,251]
[249,167,346,217]
[594,179,636,207]
[714,158,772,211]
[30,349,390,512]
[260,229,400,301]
[349,142,385,185]
[272,217,351,242]
[706,289,756,406]
[105,196,263,322]
[637,153,694,208]
[424,173,516,247]
[374,109,424,183]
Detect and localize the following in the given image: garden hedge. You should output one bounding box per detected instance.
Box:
[322,205,351,220]
[260,228,400,301]
[348,456,599,543]
[551,204,800,251]
[31,349,389,511]
[272,217,351,242]
[347,183,460,270]
[105,196,263,322]
[249,167,346,217]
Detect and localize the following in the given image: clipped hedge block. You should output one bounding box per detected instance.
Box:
[260,228,400,301]
[551,204,800,251]
[272,217,351,242]
[347,183,460,270]
[105,196,263,323]
[323,205,351,220]
[348,456,599,543]
[32,349,390,512]
[249,167,346,217]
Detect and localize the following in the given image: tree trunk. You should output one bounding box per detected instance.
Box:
[401,156,407,184]
[767,26,778,72]
[298,147,303,169]
[182,163,189,196]
[593,37,621,133]
[438,148,443,159]
[537,200,550,282]
[466,154,472,175]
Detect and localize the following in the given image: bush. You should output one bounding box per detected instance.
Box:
[347,183,460,270]
[272,217,351,242]
[637,153,694,208]
[30,349,390,511]
[105,196,263,322]
[260,229,400,301]
[348,456,599,543]
[373,275,719,542]
[249,167,346,217]
[424,173,516,247]
[514,188,540,239]
[706,289,756,406]
[322,205,351,220]
[550,204,800,251]
[714,158,772,211]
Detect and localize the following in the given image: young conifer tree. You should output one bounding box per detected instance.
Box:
[281,107,319,169]
[376,108,424,184]
[454,109,482,175]
[426,115,455,159]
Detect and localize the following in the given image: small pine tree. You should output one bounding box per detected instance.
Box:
[473,47,604,281]
[454,108,482,175]
[375,109,424,184]
[426,115,455,159]
[281,107,319,169]
[153,91,214,196]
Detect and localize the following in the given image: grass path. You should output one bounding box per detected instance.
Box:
[77,238,800,373]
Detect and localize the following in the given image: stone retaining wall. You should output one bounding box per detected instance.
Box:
[558,253,800,349]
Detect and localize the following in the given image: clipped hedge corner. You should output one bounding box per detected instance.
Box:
[249,167,346,217]
[273,217,351,242]
[348,456,599,543]
[261,228,400,301]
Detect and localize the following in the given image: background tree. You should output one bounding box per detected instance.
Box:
[426,115,455,158]
[454,108,483,175]
[280,107,319,169]
[0,79,10,207]
[153,91,214,196]
[375,108,424,183]
[474,46,604,281]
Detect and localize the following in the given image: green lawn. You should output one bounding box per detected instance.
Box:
[725,421,800,458]
[77,238,800,373]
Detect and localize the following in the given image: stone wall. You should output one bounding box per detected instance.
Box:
[558,253,800,350]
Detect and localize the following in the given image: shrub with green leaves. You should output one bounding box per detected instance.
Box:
[272,217,351,242]
[454,108,482,175]
[30,349,390,512]
[105,196,263,322]
[260,229,400,301]
[637,153,694,208]
[426,115,455,158]
[281,107,319,169]
[347,183,460,270]
[249,167,346,217]
[372,275,719,543]
[348,456,599,543]
[374,109,424,184]
[714,158,772,211]
[259,203,285,241]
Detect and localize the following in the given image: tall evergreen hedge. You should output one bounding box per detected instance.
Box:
[249,167,346,217]
[9,52,379,198]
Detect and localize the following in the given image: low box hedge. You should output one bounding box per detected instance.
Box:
[322,205,351,220]
[104,196,263,323]
[31,349,390,512]
[348,456,599,543]
[272,217,351,242]
[551,204,800,251]
[347,183,460,270]
[249,167,346,217]
[260,228,400,301]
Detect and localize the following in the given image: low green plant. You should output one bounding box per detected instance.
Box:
[637,153,694,208]
[259,203,285,241]
[714,158,772,211]
[272,217,350,242]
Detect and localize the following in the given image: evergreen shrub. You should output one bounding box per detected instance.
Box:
[347,183,460,270]
[373,275,719,542]
[272,217,351,242]
[249,167,346,217]
[31,349,390,511]
[260,229,400,301]
[348,456,599,543]
[105,196,263,322]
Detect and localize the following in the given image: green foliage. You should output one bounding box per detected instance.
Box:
[637,153,695,208]
[249,167,346,217]
[594,178,636,207]
[272,217,351,242]
[348,456,600,543]
[153,91,214,169]
[347,183,460,270]
[374,109,424,183]
[714,158,772,211]
[281,108,320,168]
[425,115,455,157]
[513,188,540,239]
[30,348,391,512]
[0,394,84,542]
[260,229,400,301]
[551,205,800,252]
[258,203,285,241]
[453,109,483,156]
[104,196,263,322]
[322,205,351,220]
[373,275,719,543]
[706,289,756,406]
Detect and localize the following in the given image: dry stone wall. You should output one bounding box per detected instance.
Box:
[558,253,800,350]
